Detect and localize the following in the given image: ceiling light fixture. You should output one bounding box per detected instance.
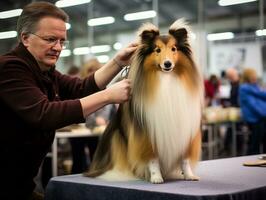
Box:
[256,29,266,36]
[113,42,122,50]
[73,47,90,55]
[66,23,71,30]
[218,0,257,6]
[90,45,111,53]
[97,55,110,63]
[0,31,17,39]
[124,10,157,21]
[55,0,91,8]
[0,9,22,19]
[60,49,71,57]
[207,32,234,41]
[87,17,115,26]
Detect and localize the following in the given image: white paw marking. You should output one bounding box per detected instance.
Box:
[148,159,164,183]
[150,173,164,184]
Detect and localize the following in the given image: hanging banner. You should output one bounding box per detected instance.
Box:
[208,41,263,76]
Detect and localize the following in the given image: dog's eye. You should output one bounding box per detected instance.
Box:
[171,47,177,52]
[155,48,161,53]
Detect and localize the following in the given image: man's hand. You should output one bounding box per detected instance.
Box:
[105,79,131,104]
[114,42,138,67]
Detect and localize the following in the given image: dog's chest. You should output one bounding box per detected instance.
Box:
[145,73,201,171]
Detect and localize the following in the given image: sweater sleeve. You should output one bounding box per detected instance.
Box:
[239,85,266,120]
[55,70,101,100]
[249,86,266,101]
[0,60,85,130]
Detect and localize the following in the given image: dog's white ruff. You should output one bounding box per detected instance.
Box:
[145,72,201,175]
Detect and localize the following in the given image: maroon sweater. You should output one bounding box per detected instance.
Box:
[0,43,100,199]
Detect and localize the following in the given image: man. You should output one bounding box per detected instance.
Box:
[223,67,241,156]
[226,67,240,107]
[0,2,137,199]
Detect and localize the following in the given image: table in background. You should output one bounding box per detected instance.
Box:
[202,121,249,159]
[202,121,237,159]
[51,129,99,177]
[44,155,266,200]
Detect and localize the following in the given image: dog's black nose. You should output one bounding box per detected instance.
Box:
[164,61,172,68]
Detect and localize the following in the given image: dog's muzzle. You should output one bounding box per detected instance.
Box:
[160,60,174,72]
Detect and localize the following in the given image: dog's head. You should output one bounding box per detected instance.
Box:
[128,19,203,128]
[135,18,194,74]
[129,19,202,102]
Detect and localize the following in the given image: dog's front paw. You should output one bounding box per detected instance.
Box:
[150,173,164,184]
[167,170,185,180]
[181,159,200,181]
[184,174,200,181]
[148,158,164,184]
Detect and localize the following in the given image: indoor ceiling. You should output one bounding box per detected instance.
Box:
[0,0,265,54]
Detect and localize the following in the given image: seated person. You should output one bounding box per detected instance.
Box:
[239,68,266,155]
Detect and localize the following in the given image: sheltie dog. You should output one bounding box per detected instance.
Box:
[85,19,203,183]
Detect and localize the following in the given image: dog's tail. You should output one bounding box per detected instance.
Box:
[83,106,126,177]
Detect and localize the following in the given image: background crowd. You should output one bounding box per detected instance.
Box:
[204,67,266,157]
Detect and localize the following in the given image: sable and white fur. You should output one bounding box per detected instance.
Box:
[85,19,203,183]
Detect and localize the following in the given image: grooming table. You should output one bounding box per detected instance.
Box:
[44,155,266,200]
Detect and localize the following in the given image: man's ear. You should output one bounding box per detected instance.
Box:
[21,32,30,47]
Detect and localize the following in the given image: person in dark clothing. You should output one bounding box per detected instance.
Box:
[222,68,241,156]
[226,67,240,107]
[204,74,220,106]
[0,2,137,200]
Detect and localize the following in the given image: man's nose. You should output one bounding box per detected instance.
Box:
[52,40,63,50]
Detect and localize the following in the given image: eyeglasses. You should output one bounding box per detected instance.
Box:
[30,33,69,49]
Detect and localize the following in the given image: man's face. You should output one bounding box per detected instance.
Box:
[22,16,67,71]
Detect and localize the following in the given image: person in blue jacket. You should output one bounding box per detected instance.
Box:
[239,68,266,155]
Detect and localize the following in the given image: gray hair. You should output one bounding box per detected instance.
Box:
[17,1,69,42]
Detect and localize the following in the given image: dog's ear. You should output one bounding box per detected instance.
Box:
[138,23,159,44]
[168,18,192,56]
[169,28,188,42]
[168,18,190,44]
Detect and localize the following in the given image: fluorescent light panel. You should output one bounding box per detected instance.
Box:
[60,49,71,57]
[97,55,110,63]
[55,0,91,8]
[207,32,234,41]
[87,17,115,26]
[90,45,111,53]
[218,0,257,6]
[256,29,266,36]
[113,42,122,50]
[124,10,156,21]
[0,9,22,19]
[66,23,71,30]
[0,31,17,39]
[73,47,90,55]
